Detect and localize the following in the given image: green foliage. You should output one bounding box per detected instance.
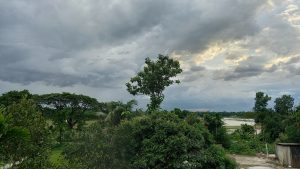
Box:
[204,114,223,132]
[105,100,137,126]
[185,112,201,125]
[36,93,100,145]
[240,124,255,139]
[252,93,298,143]
[0,97,52,168]
[0,107,30,162]
[280,111,300,142]
[229,139,261,155]
[203,113,231,148]
[172,108,190,119]
[296,104,300,112]
[49,146,68,166]
[0,90,32,107]
[253,92,271,113]
[262,114,284,143]
[65,112,236,169]
[229,128,274,155]
[274,94,294,115]
[228,124,259,155]
[253,92,271,123]
[37,93,99,129]
[114,112,235,169]
[126,55,182,111]
[64,120,113,169]
[114,112,208,168]
[236,112,256,119]
[203,145,237,169]
[284,124,300,142]
[252,92,300,144]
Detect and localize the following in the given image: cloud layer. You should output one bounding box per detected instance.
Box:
[0,0,300,111]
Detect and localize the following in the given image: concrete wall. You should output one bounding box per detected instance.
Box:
[276,143,300,168]
[291,146,300,167]
[276,145,291,167]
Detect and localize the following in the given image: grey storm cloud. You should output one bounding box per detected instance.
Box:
[1,0,300,111]
[0,0,265,87]
[0,66,128,88]
[181,65,207,82]
[225,54,242,61]
[212,56,266,81]
[190,65,206,72]
[223,64,265,81]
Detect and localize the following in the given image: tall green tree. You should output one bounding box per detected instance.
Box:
[37,93,99,129]
[274,95,294,115]
[253,92,271,123]
[126,54,182,111]
[203,113,231,148]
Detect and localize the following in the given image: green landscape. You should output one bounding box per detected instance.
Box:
[1,1,300,168]
[0,55,299,168]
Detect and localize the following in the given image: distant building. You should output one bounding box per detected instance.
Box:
[276,143,300,168]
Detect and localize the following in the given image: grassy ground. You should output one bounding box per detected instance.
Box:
[49,146,68,166]
[85,120,97,127]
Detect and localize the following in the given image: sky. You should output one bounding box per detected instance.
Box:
[0,0,300,111]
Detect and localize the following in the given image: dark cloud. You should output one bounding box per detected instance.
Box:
[0,45,28,65]
[0,67,128,88]
[224,65,265,81]
[287,66,300,75]
[0,0,265,87]
[1,0,300,111]
[225,54,242,61]
[150,0,264,53]
[213,56,280,81]
[190,65,206,72]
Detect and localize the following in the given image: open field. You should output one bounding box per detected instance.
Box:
[223,118,255,127]
[223,118,261,134]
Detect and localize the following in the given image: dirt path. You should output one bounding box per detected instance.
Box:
[231,155,286,169]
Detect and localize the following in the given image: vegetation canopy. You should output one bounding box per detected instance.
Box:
[126,54,182,111]
[37,93,99,129]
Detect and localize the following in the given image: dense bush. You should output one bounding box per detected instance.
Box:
[65,112,236,169]
[0,98,53,169]
[228,125,275,155]
[203,113,231,148]
[279,111,300,143]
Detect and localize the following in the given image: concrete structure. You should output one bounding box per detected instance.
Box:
[276,143,300,168]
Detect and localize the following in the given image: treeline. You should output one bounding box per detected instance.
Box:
[0,90,236,169]
[228,92,300,155]
[196,111,256,119]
